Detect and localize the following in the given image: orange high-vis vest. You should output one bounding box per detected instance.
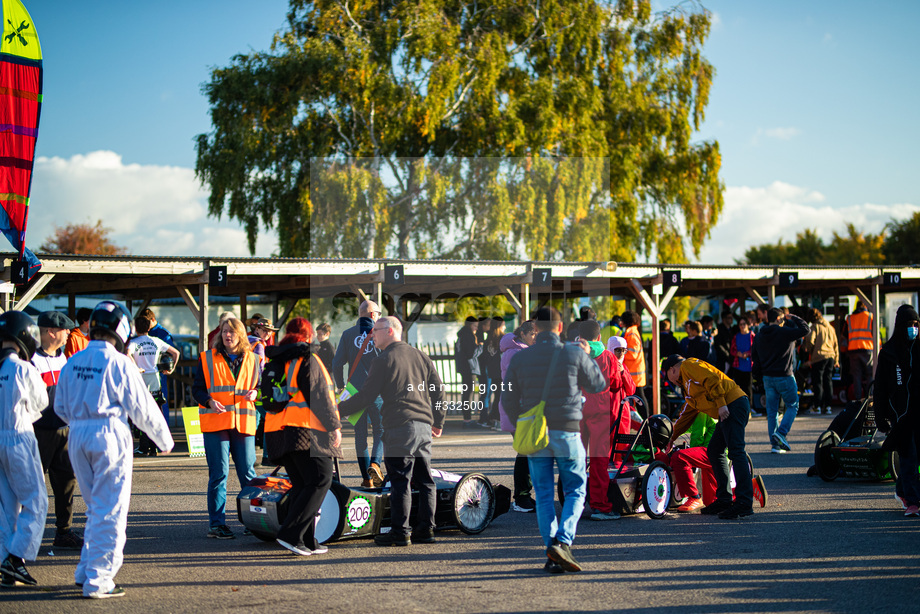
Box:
[198,350,260,435]
[624,325,646,387]
[846,311,874,351]
[65,327,89,357]
[264,356,338,433]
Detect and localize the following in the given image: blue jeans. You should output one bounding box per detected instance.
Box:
[764,375,799,439]
[355,396,384,481]
[203,430,256,526]
[528,430,586,548]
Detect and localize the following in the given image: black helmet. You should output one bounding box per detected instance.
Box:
[90,301,132,353]
[0,310,41,360]
[647,414,673,449]
[157,352,176,373]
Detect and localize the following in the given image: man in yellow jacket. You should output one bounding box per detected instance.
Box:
[662,354,754,520]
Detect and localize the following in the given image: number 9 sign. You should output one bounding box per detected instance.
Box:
[778,272,798,289]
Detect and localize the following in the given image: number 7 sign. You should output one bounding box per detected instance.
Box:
[532,268,552,287]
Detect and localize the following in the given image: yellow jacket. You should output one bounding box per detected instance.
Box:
[670,358,746,442]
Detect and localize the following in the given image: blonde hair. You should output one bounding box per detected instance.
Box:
[212,318,252,354]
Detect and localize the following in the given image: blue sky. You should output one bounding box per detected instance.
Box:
[20,0,920,262]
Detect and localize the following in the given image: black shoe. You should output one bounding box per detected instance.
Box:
[546,540,582,572]
[544,558,564,574]
[718,504,754,520]
[374,532,411,547]
[0,555,36,586]
[53,529,84,550]
[700,500,733,516]
[410,528,436,544]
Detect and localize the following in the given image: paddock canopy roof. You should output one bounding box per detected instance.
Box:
[4,253,916,413]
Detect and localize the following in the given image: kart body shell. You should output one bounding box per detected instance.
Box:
[238,467,511,543]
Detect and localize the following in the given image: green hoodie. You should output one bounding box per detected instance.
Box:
[588,340,605,359]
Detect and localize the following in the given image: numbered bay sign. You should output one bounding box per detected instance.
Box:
[778,271,799,289]
[662,270,681,289]
[532,268,552,287]
[385,264,405,285]
[209,266,228,287]
[11,260,28,285]
[883,272,902,287]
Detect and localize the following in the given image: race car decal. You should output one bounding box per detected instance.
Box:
[346,496,372,530]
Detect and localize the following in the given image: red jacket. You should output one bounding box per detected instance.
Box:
[582,350,636,421]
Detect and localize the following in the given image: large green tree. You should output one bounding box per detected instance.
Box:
[196,0,723,262]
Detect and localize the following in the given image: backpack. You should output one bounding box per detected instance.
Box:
[259,357,292,414]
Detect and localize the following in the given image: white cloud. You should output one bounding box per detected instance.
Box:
[27,151,278,258]
[695,180,919,265]
[751,127,801,145]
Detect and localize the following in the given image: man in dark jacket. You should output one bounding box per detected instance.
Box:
[874,304,920,516]
[339,317,447,546]
[752,308,809,454]
[503,307,606,574]
[331,301,384,488]
[31,311,84,550]
[455,317,481,426]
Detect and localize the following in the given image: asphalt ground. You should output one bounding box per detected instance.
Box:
[2,410,918,613]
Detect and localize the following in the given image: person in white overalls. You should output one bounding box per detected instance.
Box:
[0,311,48,589]
[55,301,174,599]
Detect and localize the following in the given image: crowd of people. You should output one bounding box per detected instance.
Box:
[1,294,916,593]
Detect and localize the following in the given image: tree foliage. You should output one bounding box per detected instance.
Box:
[196,0,723,263]
[883,212,920,265]
[740,214,920,267]
[40,220,128,256]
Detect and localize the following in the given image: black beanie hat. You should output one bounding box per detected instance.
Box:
[894,304,920,332]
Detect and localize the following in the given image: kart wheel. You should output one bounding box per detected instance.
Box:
[452,473,495,535]
[641,461,672,519]
[814,430,841,482]
[315,481,351,544]
[888,450,900,482]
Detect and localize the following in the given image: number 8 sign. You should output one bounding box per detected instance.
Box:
[662,270,681,289]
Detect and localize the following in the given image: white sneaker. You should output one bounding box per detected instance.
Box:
[825,407,834,415]
[311,545,329,555]
[276,539,312,556]
[771,447,787,454]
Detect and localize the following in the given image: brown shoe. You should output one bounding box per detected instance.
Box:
[677,498,703,513]
[361,478,375,489]
[368,463,385,487]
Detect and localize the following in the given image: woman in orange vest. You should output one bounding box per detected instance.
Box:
[191,317,260,540]
[263,318,343,556]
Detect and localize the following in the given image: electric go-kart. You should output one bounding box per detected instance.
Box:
[237,464,511,544]
[813,386,899,482]
[599,396,764,517]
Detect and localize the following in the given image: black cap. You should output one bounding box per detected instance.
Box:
[661,354,684,373]
[37,311,75,330]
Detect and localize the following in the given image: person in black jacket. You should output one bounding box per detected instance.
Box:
[339,317,446,546]
[874,304,920,516]
[455,317,481,426]
[503,307,606,574]
[331,301,384,488]
[264,318,343,555]
[752,309,809,454]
